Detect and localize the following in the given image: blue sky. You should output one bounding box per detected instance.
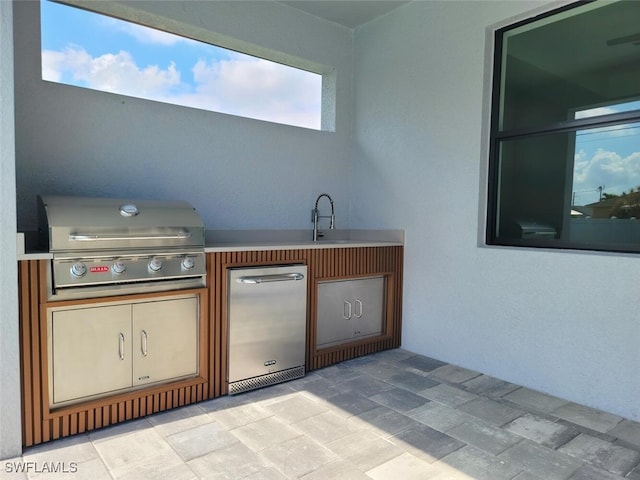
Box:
[573,102,640,205]
[40,0,321,129]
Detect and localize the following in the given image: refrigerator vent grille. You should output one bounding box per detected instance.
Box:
[228,365,305,395]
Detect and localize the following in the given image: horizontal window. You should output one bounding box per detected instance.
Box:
[40,0,323,130]
[487,0,640,254]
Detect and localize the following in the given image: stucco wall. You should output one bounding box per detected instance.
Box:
[352,0,640,421]
[0,0,21,460]
[14,0,354,231]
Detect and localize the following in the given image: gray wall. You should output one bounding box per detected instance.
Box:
[14,0,354,231]
[352,0,640,421]
[0,0,21,460]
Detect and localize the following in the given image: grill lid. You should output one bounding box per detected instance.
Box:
[38,195,205,253]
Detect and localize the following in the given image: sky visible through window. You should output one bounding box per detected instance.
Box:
[572,101,640,205]
[40,0,322,130]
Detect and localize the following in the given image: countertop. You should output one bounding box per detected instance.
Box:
[17,229,404,260]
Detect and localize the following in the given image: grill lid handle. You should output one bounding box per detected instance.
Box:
[69,232,192,241]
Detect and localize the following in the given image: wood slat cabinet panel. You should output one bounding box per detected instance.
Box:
[19,246,402,447]
[18,260,208,447]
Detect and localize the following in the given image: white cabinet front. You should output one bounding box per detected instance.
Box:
[316,276,385,349]
[50,305,132,405]
[48,295,199,408]
[133,297,198,386]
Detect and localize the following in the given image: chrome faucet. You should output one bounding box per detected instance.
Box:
[312,193,335,241]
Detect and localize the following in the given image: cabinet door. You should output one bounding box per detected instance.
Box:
[50,305,132,405]
[316,280,356,348]
[351,277,385,339]
[132,296,199,387]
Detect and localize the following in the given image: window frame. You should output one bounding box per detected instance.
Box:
[40,0,332,131]
[486,0,640,254]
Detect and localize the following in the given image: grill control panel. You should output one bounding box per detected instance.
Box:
[51,251,206,292]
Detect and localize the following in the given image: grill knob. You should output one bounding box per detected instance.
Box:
[70,262,87,278]
[181,256,195,270]
[148,257,163,272]
[112,260,126,274]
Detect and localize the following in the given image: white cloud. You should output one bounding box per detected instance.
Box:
[42,46,321,129]
[574,148,640,198]
[102,17,188,46]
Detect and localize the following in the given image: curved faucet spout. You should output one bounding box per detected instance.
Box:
[312,193,335,241]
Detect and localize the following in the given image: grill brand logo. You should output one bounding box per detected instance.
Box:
[264,360,277,366]
[90,266,110,273]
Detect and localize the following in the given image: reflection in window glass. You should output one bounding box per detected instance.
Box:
[40,0,322,130]
[488,0,640,253]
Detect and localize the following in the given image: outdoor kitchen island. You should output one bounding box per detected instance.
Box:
[17,230,403,447]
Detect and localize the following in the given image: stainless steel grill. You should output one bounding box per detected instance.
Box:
[38,195,206,300]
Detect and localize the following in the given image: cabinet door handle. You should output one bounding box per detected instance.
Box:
[140,330,148,357]
[354,299,363,318]
[343,300,352,320]
[119,333,125,360]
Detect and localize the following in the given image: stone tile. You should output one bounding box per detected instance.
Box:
[292,376,343,398]
[338,374,394,397]
[243,467,287,480]
[23,434,99,465]
[386,370,440,392]
[567,464,629,480]
[232,416,301,452]
[208,402,273,430]
[301,459,371,480]
[294,410,363,444]
[369,387,430,413]
[505,413,578,448]
[326,430,404,472]
[419,383,478,407]
[408,401,475,432]
[428,364,482,384]
[552,402,623,434]
[391,423,466,463]
[457,397,525,426]
[92,428,194,480]
[147,404,213,437]
[366,452,442,480]
[374,348,415,363]
[436,444,523,480]
[314,363,362,383]
[0,457,27,480]
[265,393,328,424]
[353,405,421,437]
[447,419,522,455]
[504,388,570,414]
[512,472,546,480]
[166,422,238,461]
[400,355,448,373]
[463,374,520,398]
[353,359,403,380]
[627,463,640,480]
[186,441,270,480]
[498,440,583,480]
[88,417,153,443]
[321,390,380,418]
[260,435,337,478]
[559,433,640,476]
[609,419,640,448]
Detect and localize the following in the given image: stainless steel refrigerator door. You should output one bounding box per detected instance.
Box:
[228,265,307,383]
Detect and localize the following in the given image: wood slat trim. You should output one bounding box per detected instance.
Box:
[20,246,402,447]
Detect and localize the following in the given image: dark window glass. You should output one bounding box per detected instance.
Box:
[488,0,640,254]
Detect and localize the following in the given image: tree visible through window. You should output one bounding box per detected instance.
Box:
[487,0,640,253]
[40,0,323,130]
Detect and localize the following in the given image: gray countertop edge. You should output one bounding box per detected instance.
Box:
[17,229,404,260]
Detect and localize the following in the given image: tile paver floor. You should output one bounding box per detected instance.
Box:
[5,348,640,479]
